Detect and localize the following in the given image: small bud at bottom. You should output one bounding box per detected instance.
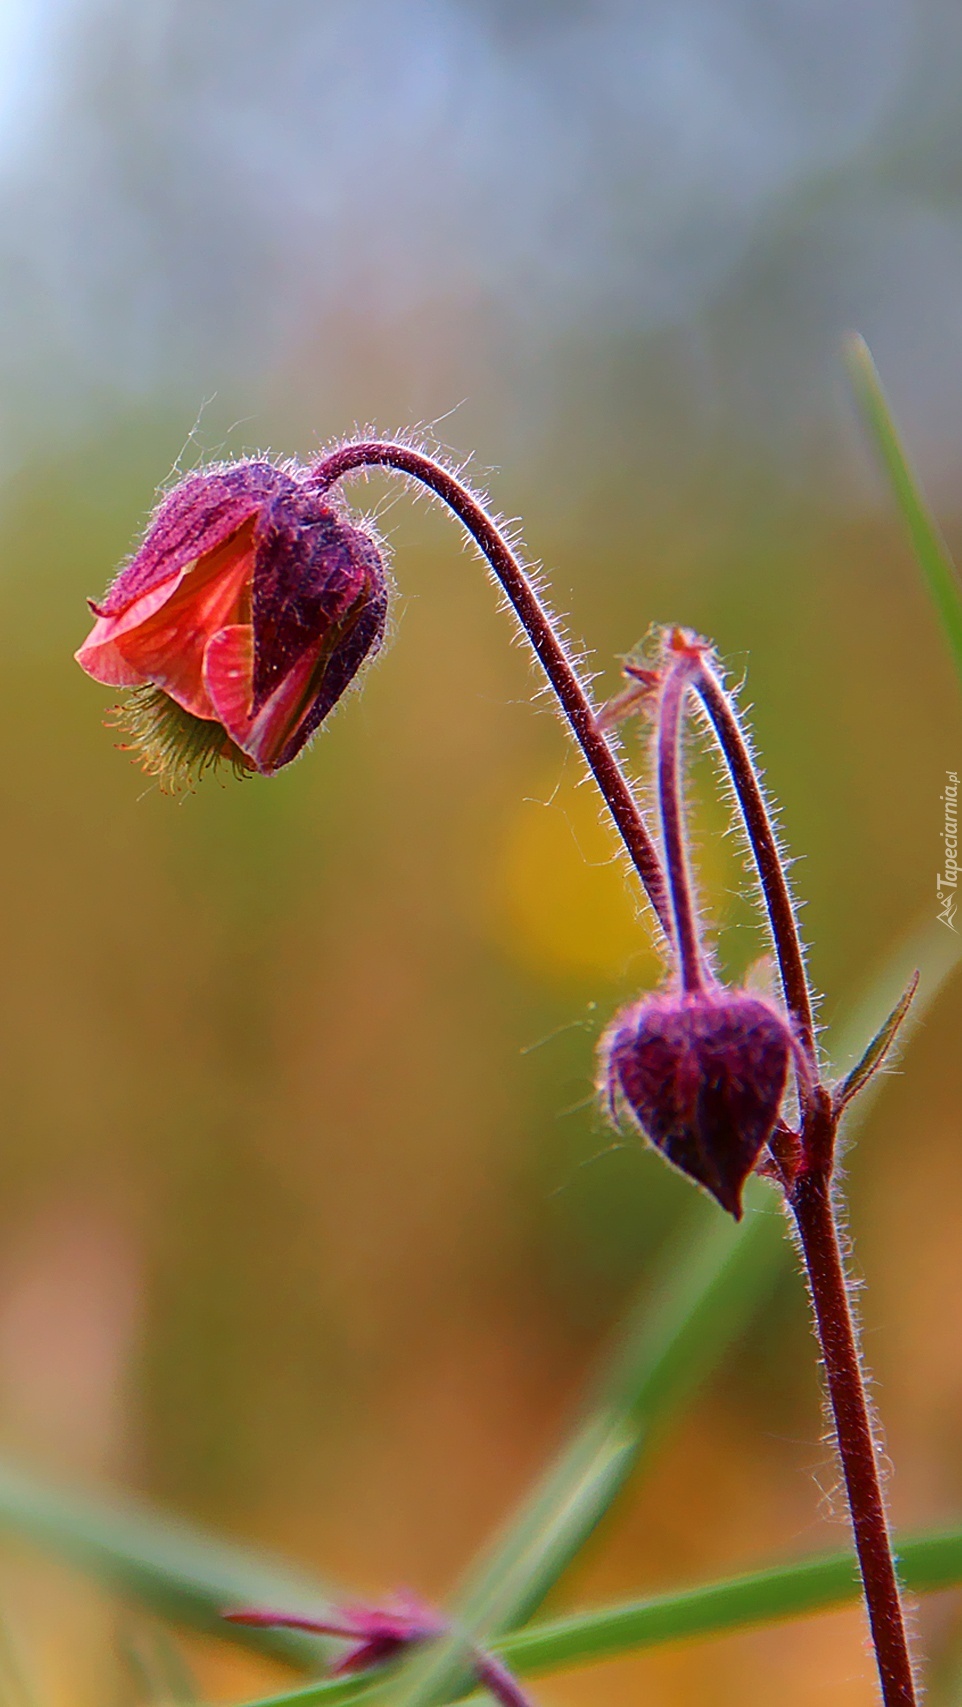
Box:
[602,988,793,1217]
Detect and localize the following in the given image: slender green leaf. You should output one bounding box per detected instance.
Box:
[845,333,962,685]
[0,1200,784,1707]
[377,1184,788,1707]
[833,970,919,1115]
[492,1528,962,1679]
[829,917,961,1126]
[236,1525,962,1707]
[0,1461,332,1669]
[443,1184,785,1632]
[241,1674,379,1707]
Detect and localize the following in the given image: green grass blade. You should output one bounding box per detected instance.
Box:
[492,1529,962,1679]
[450,1182,785,1633]
[384,1183,787,1707]
[235,1526,962,1707]
[845,333,962,685]
[0,1197,785,1707]
[378,916,961,1707]
[240,1676,380,1707]
[0,1461,332,1669]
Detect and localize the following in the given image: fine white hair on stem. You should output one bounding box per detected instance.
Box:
[689,651,823,1042]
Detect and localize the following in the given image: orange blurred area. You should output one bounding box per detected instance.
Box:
[0,5,958,1704]
[0,448,957,1706]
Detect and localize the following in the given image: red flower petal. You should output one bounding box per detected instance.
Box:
[78,523,256,719]
[206,622,333,775]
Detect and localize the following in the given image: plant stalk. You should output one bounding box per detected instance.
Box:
[657,650,705,992]
[692,659,815,1064]
[690,652,917,1705]
[310,440,671,937]
[791,1167,918,1707]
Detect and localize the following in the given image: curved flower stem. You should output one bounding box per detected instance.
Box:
[310,440,672,938]
[691,656,815,1064]
[657,651,707,993]
[687,653,918,1706]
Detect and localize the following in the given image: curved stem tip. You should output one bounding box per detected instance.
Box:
[312,440,671,938]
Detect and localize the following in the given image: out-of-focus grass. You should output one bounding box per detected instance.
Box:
[231,1527,962,1707]
[0,909,939,1702]
[0,1463,332,1669]
[846,334,962,688]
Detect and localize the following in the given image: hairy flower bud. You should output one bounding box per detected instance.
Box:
[602,987,794,1217]
[75,459,388,788]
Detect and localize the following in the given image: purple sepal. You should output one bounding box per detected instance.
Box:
[606,989,792,1217]
[95,462,295,618]
[250,494,385,712]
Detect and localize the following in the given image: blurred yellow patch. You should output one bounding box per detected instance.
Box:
[491,766,664,984]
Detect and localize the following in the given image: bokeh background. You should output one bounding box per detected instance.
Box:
[0,1,959,1702]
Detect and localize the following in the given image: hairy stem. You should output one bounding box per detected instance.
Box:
[692,658,816,1065]
[688,652,916,1702]
[311,440,671,937]
[791,1168,918,1707]
[657,653,705,991]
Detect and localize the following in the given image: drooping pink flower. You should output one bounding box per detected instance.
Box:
[76,459,387,787]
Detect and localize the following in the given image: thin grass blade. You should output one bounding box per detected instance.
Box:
[234,1526,962,1707]
[491,1528,962,1680]
[0,1461,332,1669]
[378,1183,787,1707]
[845,333,962,685]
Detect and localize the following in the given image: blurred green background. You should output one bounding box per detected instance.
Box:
[0,2,959,1702]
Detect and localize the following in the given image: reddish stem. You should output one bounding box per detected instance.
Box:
[308,456,918,1701]
[311,440,672,938]
[692,658,816,1066]
[657,653,706,991]
[687,654,917,1705]
[791,1167,918,1707]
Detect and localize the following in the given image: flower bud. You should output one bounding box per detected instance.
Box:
[75,459,388,787]
[602,987,793,1217]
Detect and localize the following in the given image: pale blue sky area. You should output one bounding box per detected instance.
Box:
[0,0,960,488]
